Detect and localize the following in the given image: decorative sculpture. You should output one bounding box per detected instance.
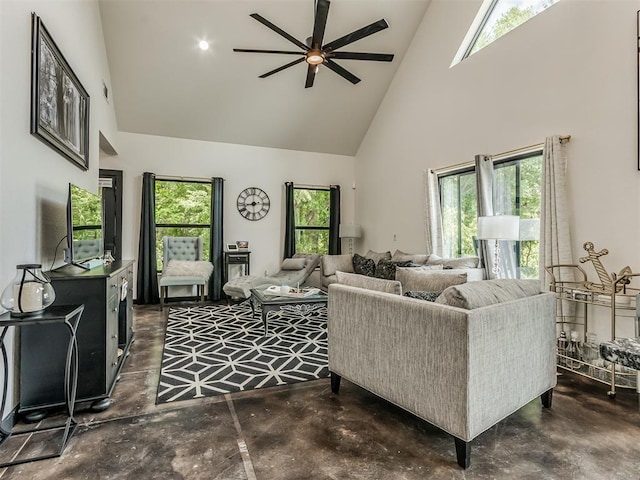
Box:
[578,241,632,294]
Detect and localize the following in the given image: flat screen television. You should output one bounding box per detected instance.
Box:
[64,183,104,269]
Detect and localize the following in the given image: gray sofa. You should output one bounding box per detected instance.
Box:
[319,250,483,289]
[327,279,557,469]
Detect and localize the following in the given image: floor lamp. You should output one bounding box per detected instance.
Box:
[477,215,520,278]
[339,224,362,254]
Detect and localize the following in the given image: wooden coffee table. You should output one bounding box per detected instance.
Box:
[249,286,328,335]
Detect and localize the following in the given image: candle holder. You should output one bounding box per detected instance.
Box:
[0,264,56,317]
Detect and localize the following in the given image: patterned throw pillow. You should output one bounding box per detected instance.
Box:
[404,291,441,302]
[352,253,375,277]
[374,260,413,280]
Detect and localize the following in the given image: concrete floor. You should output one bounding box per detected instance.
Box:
[0,303,639,479]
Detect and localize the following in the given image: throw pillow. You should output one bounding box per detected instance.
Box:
[335,271,402,295]
[364,250,392,264]
[374,260,412,280]
[353,253,375,277]
[391,250,429,265]
[404,291,441,302]
[163,260,214,278]
[395,268,467,292]
[281,258,306,270]
[321,254,354,276]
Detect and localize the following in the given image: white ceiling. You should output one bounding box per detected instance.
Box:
[98,0,431,156]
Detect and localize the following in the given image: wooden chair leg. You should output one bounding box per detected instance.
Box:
[200,285,205,303]
[330,372,341,394]
[160,286,165,311]
[541,388,553,408]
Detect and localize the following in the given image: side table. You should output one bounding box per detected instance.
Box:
[224,250,251,285]
[0,304,83,467]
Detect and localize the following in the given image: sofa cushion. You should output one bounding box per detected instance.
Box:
[281,258,306,270]
[365,250,392,264]
[336,271,402,295]
[395,268,467,292]
[374,259,412,280]
[426,254,480,269]
[435,279,542,309]
[321,254,354,277]
[352,253,376,277]
[404,291,441,302]
[391,250,429,265]
[163,260,213,278]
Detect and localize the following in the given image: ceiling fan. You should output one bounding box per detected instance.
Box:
[233,0,394,88]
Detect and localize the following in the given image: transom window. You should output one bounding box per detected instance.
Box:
[154,179,212,270]
[453,0,559,64]
[293,187,330,255]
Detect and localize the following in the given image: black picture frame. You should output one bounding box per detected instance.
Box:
[30,13,90,170]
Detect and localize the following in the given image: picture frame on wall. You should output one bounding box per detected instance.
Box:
[30,13,90,170]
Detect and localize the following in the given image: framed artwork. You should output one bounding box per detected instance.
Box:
[637,10,640,170]
[30,13,90,170]
[226,243,239,251]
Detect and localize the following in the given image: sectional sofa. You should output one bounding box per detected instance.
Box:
[319,249,484,290]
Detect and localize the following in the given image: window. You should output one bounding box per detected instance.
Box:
[493,151,542,279]
[293,187,330,255]
[439,169,478,258]
[453,0,558,64]
[154,179,212,270]
[437,150,542,278]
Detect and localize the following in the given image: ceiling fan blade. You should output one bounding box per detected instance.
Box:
[331,52,394,62]
[311,0,330,49]
[305,64,317,88]
[323,19,389,52]
[323,59,360,85]
[234,49,305,55]
[249,13,309,51]
[259,57,306,79]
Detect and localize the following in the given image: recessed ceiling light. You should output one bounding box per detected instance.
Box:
[199,40,209,51]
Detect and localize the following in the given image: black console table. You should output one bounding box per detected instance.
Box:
[0,305,83,467]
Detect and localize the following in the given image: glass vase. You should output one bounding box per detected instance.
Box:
[0,264,56,317]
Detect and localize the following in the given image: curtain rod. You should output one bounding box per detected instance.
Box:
[292,183,331,190]
[431,135,571,174]
[155,174,213,183]
[489,135,571,160]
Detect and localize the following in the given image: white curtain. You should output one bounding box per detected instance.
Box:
[474,154,521,279]
[423,169,443,256]
[539,135,574,290]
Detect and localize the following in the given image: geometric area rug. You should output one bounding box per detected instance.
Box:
[156,301,329,404]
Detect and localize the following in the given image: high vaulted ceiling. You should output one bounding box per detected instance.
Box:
[98,0,430,156]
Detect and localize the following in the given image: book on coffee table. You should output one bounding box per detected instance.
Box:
[263,286,321,298]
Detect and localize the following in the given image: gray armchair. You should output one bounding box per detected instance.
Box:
[159,236,213,310]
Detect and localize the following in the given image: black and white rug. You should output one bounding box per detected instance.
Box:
[156,301,329,404]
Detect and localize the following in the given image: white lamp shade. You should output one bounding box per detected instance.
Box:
[477,215,520,241]
[339,224,362,238]
[519,218,540,241]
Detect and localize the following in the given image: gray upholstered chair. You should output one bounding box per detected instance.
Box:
[159,236,213,310]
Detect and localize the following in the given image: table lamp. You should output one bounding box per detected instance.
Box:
[477,215,520,277]
[339,224,362,254]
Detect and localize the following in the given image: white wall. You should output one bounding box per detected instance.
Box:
[0,0,118,413]
[100,132,356,283]
[356,1,640,339]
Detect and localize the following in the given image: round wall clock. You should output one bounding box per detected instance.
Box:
[237,187,270,221]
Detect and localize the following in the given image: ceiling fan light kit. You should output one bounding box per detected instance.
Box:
[233,0,394,88]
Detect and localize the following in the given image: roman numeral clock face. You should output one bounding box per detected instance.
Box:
[236,187,270,221]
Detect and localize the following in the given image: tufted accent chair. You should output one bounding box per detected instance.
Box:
[159,236,212,310]
[73,239,103,260]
